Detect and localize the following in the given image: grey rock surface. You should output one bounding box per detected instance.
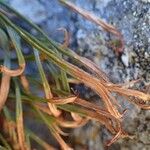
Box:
[10,0,47,23]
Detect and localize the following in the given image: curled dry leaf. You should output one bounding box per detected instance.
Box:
[34,103,88,128]
[34,96,78,116]
[57,27,70,48]
[46,91,61,117]
[71,112,83,122]
[106,128,124,147]
[45,88,62,117]
[0,63,25,77]
[49,96,77,105]
[0,74,11,111]
[106,84,150,102]
[34,97,117,135]
[58,117,89,128]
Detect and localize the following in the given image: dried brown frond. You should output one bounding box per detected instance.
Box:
[106,84,150,102]
[106,128,127,147]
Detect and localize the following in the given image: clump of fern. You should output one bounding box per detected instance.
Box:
[0,1,150,149]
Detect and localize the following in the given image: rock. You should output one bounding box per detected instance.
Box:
[10,0,47,24]
[139,131,150,144]
[141,0,150,3]
[121,48,129,67]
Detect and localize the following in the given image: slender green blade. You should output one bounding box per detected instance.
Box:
[7,27,25,65]
[0,133,12,150]
[14,79,23,119]
[0,28,9,50]
[26,129,55,150]
[33,49,52,97]
[3,106,12,121]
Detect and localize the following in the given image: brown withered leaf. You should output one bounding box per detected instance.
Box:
[0,64,25,77]
[20,74,30,93]
[57,117,89,128]
[57,27,70,48]
[106,84,150,102]
[16,115,28,150]
[0,74,11,111]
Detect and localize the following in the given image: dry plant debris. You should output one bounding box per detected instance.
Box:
[0,1,149,149]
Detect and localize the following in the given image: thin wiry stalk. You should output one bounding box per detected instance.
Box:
[14,79,28,150]
[3,107,19,150]
[34,49,61,117]
[0,133,12,150]
[0,27,25,77]
[34,105,73,150]
[26,130,56,150]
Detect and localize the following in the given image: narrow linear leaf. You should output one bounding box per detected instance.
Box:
[3,107,19,150]
[7,27,25,65]
[34,49,61,117]
[26,129,56,150]
[0,133,12,150]
[14,79,27,150]
[2,26,25,76]
[33,106,72,150]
